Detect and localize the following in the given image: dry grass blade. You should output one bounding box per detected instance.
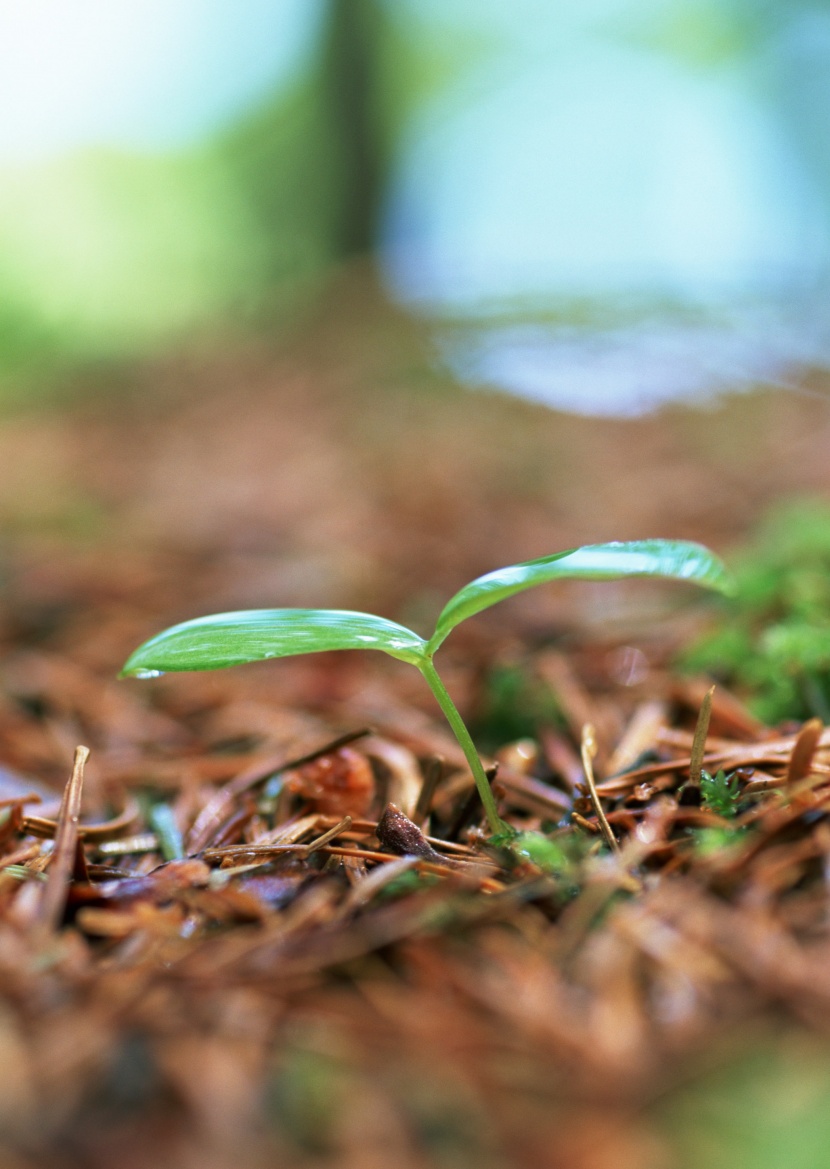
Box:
[37,745,89,933]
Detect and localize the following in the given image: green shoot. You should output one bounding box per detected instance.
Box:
[121,540,733,836]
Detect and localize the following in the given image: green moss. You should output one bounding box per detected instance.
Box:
[700,768,741,818]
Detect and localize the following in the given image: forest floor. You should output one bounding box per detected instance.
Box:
[3,280,830,1167]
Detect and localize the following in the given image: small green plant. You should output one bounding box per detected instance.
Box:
[700,768,741,818]
[121,540,732,835]
[693,765,744,854]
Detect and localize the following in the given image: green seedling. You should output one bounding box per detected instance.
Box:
[121,540,733,835]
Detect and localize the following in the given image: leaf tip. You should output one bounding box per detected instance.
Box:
[119,650,164,680]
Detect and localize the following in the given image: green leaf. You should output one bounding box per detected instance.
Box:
[427,540,734,652]
[121,609,428,676]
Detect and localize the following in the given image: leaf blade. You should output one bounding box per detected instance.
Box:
[428,540,734,652]
[121,609,428,676]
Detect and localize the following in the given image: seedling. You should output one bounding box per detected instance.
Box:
[121,540,733,835]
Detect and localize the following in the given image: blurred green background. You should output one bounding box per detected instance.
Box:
[5,0,830,412]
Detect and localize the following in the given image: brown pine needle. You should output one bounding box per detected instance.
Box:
[581,724,620,854]
[689,684,716,787]
[37,745,89,933]
[787,717,824,785]
[304,816,353,855]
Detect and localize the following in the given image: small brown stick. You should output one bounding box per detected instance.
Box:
[688,685,715,788]
[37,745,89,933]
[446,765,499,841]
[21,797,140,841]
[414,755,444,825]
[304,816,352,855]
[572,810,600,834]
[202,842,307,862]
[581,724,619,854]
[203,817,353,863]
[320,845,409,864]
[425,837,478,856]
[0,794,42,811]
[322,843,497,875]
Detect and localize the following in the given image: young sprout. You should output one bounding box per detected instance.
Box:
[121,540,733,835]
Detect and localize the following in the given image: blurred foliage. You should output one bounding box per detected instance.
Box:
[659,1035,830,1169]
[472,662,562,751]
[612,0,756,69]
[681,498,830,724]
[0,0,487,385]
[0,127,289,379]
[0,49,364,375]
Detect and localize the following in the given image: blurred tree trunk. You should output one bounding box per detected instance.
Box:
[319,0,387,259]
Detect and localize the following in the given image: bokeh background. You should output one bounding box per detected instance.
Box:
[6,0,830,409]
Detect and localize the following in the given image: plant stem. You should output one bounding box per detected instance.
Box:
[419,659,505,835]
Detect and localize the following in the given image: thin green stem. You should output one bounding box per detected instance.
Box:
[419,658,506,835]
